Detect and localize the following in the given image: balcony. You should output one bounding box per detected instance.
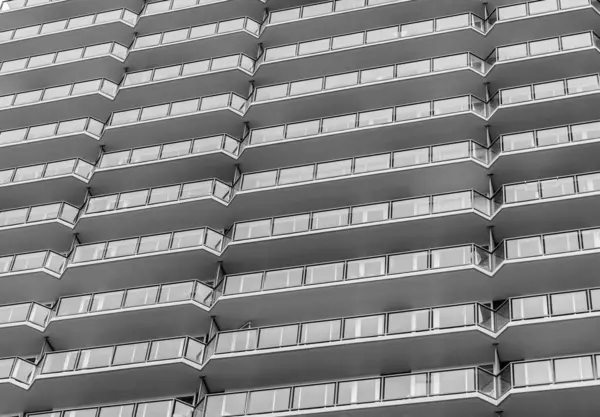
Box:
[0,0,142,30]
[91,135,240,193]
[234,141,489,216]
[221,190,490,272]
[0,9,136,61]
[488,73,600,136]
[491,170,600,239]
[0,118,103,168]
[0,302,49,357]
[260,0,598,48]
[489,120,600,184]
[0,79,117,130]
[246,53,485,126]
[203,303,495,390]
[0,251,66,305]
[116,54,254,109]
[241,95,487,170]
[137,0,266,34]
[102,93,245,150]
[0,42,127,95]
[0,202,77,255]
[76,179,232,240]
[0,158,92,209]
[255,0,600,84]
[59,228,223,296]
[45,281,214,351]
[125,17,259,71]
[0,337,205,414]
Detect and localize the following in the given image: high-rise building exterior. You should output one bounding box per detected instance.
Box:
[2,0,600,416]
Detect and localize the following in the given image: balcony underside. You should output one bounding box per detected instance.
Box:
[114,70,252,110]
[0,271,59,305]
[491,140,600,185]
[492,194,600,241]
[0,22,134,62]
[260,0,485,47]
[124,33,258,71]
[203,331,493,391]
[240,114,487,172]
[502,385,600,417]
[487,48,600,94]
[0,363,200,415]
[60,250,218,297]
[0,177,87,210]
[101,111,244,151]
[222,212,489,273]
[0,0,143,30]
[0,56,124,96]
[90,153,237,194]
[46,304,211,352]
[0,325,42,358]
[0,132,100,169]
[136,0,265,35]
[489,93,600,138]
[500,316,600,362]
[245,70,483,127]
[214,252,600,329]
[0,223,72,256]
[0,95,114,131]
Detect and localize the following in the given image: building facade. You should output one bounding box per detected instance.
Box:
[0,0,600,415]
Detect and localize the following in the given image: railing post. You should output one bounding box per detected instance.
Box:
[488,226,495,251]
[485,124,492,147]
[488,174,494,198]
[493,343,501,399]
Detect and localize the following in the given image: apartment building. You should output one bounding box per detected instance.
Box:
[0,0,600,416]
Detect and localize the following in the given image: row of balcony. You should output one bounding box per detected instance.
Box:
[6,157,600,252]
[2,116,598,210]
[2,334,600,416]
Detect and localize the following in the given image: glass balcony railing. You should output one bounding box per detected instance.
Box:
[237,141,487,191]
[493,117,600,154]
[55,280,214,318]
[493,170,600,211]
[1,0,66,11]
[40,336,204,375]
[0,301,50,327]
[198,366,494,417]
[0,9,137,43]
[0,118,104,148]
[487,0,595,26]
[489,73,600,113]
[97,135,240,170]
[0,202,78,229]
[70,228,224,265]
[497,226,600,262]
[82,179,232,215]
[0,357,35,384]
[28,399,195,417]
[0,79,118,110]
[259,13,484,64]
[0,158,93,186]
[142,0,265,16]
[487,31,598,65]
[0,250,66,276]
[207,302,493,357]
[107,93,245,127]
[248,95,485,145]
[132,17,259,51]
[219,244,489,296]
[122,54,254,88]
[228,190,489,242]
[251,53,484,103]
[508,353,600,389]
[0,42,127,74]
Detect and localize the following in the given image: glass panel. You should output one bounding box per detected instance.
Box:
[346,257,385,280]
[384,374,427,399]
[551,291,588,315]
[513,360,552,387]
[312,209,348,229]
[305,262,344,284]
[138,234,171,253]
[224,273,263,295]
[292,384,335,409]
[343,315,384,339]
[388,251,428,273]
[337,379,380,405]
[543,232,580,254]
[506,237,543,258]
[148,338,184,360]
[300,320,340,343]
[258,326,298,349]
[105,239,138,258]
[91,291,124,312]
[77,347,113,369]
[113,343,149,365]
[554,356,593,382]
[511,296,548,320]
[388,309,429,333]
[247,389,291,414]
[263,268,303,290]
[124,287,159,307]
